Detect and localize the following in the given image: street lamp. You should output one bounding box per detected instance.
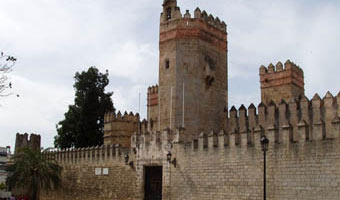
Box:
[124,154,134,168]
[167,151,176,168]
[124,154,129,165]
[260,135,269,200]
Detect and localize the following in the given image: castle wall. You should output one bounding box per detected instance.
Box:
[134,92,340,200]
[169,132,340,200]
[40,146,136,200]
[42,92,340,200]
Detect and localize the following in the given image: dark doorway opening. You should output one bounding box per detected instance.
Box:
[144,166,163,200]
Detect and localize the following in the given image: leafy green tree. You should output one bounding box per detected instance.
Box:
[55,67,114,148]
[0,182,6,190]
[6,148,62,200]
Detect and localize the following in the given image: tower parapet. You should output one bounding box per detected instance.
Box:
[104,111,140,147]
[260,60,304,105]
[227,92,340,145]
[15,133,41,154]
[193,8,227,32]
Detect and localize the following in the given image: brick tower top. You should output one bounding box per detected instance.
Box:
[103,111,140,147]
[260,60,305,105]
[160,1,227,35]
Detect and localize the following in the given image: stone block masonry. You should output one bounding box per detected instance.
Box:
[40,145,136,200]
[132,91,340,199]
[169,132,340,200]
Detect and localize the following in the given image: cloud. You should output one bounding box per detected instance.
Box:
[0,75,73,149]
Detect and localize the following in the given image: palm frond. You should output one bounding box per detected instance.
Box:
[6,148,62,200]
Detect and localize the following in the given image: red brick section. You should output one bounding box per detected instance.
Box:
[260,68,304,89]
[160,19,227,51]
[147,92,158,106]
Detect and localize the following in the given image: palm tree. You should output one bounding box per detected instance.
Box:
[6,148,62,200]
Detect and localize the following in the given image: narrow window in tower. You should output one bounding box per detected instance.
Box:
[165,60,170,69]
[167,7,172,20]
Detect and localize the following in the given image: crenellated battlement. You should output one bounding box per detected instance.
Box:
[103,111,140,147]
[160,7,227,33]
[134,91,340,152]
[226,92,340,146]
[147,85,158,107]
[260,60,305,105]
[43,144,133,166]
[192,7,227,32]
[48,89,340,166]
[160,1,228,53]
[135,91,340,152]
[104,111,140,123]
[259,60,303,75]
[15,133,41,153]
[147,85,159,94]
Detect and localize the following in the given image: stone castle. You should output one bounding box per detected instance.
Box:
[41,1,340,199]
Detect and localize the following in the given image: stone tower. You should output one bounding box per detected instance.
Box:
[155,0,228,140]
[15,133,41,154]
[103,111,140,147]
[147,85,159,131]
[260,60,305,105]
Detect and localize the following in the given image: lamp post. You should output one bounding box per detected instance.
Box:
[260,135,269,200]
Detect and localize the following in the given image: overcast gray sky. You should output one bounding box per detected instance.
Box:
[1,0,340,149]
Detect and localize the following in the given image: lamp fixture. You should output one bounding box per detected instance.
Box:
[124,154,134,168]
[167,151,177,168]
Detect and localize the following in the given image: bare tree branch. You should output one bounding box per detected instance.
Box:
[0,51,17,97]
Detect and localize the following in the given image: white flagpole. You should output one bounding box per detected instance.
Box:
[170,86,173,130]
[182,82,185,128]
[148,91,150,132]
[138,92,141,134]
[138,93,141,114]
[158,86,161,131]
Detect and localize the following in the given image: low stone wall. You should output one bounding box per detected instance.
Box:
[40,147,136,200]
